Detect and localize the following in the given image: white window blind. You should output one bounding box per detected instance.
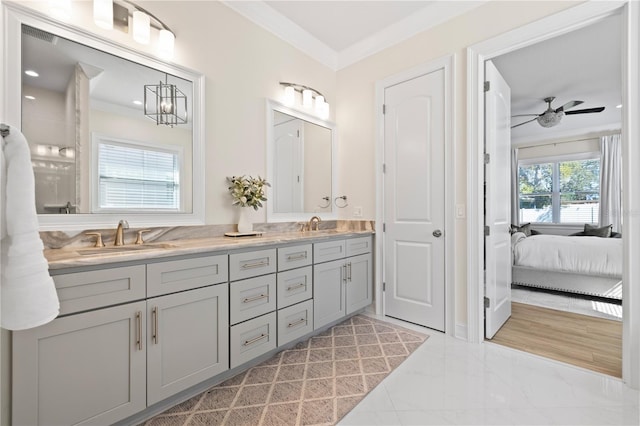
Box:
[97,141,180,211]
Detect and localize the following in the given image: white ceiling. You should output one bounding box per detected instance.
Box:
[226,1,622,143]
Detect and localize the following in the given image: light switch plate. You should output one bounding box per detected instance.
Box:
[456,204,466,219]
[353,206,363,217]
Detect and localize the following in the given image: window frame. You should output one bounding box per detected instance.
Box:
[517,151,600,225]
[91,133,185,214]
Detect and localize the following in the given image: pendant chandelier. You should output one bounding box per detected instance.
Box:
[144,75,187,127]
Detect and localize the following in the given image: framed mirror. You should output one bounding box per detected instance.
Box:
[3,3,205,230]
[266,100,337,222]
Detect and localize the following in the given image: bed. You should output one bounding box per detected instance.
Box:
[511,233,622,300]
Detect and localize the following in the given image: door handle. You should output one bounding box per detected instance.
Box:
[433,229,442,238]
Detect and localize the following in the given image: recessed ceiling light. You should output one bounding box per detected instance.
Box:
[24,95,36,100]
[24,70,39,77]
[133,100,143,106]
[616,104,622,109]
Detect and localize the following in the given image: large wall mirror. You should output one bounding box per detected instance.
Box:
[266,100,337,222]
[3,3,205,230]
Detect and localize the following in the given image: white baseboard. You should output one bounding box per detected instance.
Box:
[455,323,468,340]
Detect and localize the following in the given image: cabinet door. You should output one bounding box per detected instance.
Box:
[13,302,146,426]
[346,253,373,314]
[147,284,229,405]
[313,258,346,330]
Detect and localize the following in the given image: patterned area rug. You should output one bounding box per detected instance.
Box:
[144,314,428,426]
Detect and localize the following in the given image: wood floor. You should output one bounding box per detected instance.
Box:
[489,302,622,378]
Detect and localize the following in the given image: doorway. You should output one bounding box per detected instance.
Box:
[467,1,639,388]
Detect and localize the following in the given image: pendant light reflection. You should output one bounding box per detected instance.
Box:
[144,75,188,127]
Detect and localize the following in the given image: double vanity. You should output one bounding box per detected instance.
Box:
[11,226,373,425]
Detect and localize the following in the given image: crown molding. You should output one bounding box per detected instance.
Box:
[222,1,486,71]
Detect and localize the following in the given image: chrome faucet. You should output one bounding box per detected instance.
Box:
[308,216,321,231]
[114,220,129,246]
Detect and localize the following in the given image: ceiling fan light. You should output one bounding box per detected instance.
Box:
[537,111,563,128]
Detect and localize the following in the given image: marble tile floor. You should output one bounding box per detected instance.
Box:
[511,285,622,321]
[341,313,639,425]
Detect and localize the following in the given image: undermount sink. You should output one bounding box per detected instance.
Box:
[76,243,178,256]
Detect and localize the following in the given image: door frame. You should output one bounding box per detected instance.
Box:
[374,54,456,336]
[466,0,640,388]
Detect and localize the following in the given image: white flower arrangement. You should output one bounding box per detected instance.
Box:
[226,175,270,210]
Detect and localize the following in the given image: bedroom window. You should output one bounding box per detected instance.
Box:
[518,156,600,224]
[92,136,182,212]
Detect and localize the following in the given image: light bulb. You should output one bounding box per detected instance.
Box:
[302,89,313,108]
[132,11,151,44]
[49,0,71,20]
[283,86,295,106]
[161,100,174,114]
[315,95,325,114]
[93,0,113,30]
[158,29,175,59]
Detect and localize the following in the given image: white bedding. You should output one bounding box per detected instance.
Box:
[512,233,622,277]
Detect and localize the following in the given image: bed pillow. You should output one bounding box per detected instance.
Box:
[511,223,532,236]
[583,223,613,237]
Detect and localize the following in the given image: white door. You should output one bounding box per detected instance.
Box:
[274,119,303,213]
[484,60,512,339]
[383,69,446,331]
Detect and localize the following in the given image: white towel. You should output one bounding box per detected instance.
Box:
[1,124,59,330]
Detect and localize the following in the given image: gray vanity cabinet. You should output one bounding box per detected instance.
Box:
[12,301,147,426]
[146,284,229,405]
[313,236,373,330]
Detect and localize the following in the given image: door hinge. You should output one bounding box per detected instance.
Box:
[484,225,490,236]
[383,282,386,291]
[297,130,300,137]
[382,104,386,114]
[382,223,386,232]
[484,153,490,164]
[484,81,490,92]
[382,163,386,173]
[484,297,490,308]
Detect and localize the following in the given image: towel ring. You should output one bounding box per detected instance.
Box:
[318,196,330,209]
[334,195,348,208]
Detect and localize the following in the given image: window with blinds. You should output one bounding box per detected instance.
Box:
[95,140,181,211]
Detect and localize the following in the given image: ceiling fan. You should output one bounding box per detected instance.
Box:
[511,96,605,129]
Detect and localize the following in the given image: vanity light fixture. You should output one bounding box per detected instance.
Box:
[144,75,188,127]
[279,82,330,119]
[49,0,72,21]
[90,0,176,58]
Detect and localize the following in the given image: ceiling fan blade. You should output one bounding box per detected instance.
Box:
[555,100,583,112]
[511,117,538,129]
[511,114,540,118]
[564,107,605,115]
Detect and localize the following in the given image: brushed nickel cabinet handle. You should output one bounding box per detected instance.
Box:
[243,293,268,304]
[287,318,306,328]
[152,306,159,344]
[286,253,307,261]
[135,311,142,351]
[347,262,352,282]
[286,282,306,292]
[342,264,347,283]
[243,333,268,347]
[241,259,269,270]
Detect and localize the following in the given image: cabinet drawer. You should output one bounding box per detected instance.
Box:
[53,265,146,315]
[277,300,313,347]
[278,244,312,271]
[346,236,372,257]
[230,248,277,281]
[277,266,312,309]
[147,255,228,297]
[313,239,346,263]
[230,274,276,325]
[230,312,277,369]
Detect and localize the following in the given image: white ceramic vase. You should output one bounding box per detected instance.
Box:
[237,208,252,233]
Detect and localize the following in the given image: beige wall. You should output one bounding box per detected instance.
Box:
[334,1,579,326]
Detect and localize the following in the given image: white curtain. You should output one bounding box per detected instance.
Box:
[511,147,519,225]
[599,133,622,232]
